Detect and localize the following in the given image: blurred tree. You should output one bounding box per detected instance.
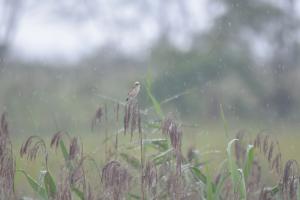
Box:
[0,0,21,64]
[149,0,300,118]
[266,0,300,116]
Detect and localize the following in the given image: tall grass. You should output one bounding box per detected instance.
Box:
[1,83,300,199]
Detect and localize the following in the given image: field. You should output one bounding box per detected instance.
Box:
[1,68,300,200]
[2,99,300,199]
[2,0,300,199]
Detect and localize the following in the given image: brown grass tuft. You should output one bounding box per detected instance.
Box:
[167,172,184,199]
[281,159,300,200]
[0,113,15,199]
[124,98,140,139]
[254,131,282,176]
[143,160,158,197]
[69,137,81,160]
[50,131,67,151]
[20,135,48,167]
[91,106,103,131]
[55,167,72,200]
[101,160,132,200]
[161,113,182,175]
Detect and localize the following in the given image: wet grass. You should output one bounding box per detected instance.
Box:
[10,124,300,199]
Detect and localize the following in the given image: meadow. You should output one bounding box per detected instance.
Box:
[2,85,300,200]
[2,0,300,199]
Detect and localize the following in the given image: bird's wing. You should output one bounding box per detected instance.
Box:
[128,86,136,97]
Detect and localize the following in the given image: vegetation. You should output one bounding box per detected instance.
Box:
[1,88,300,200]
[1,0,300,199]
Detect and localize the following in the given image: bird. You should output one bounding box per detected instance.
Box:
[126,81,141,101]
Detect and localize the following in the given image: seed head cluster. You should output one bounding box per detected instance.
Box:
[161,113,182,175]
[0,113,15,199]
[101,160,132,200]
[124,98,141,139]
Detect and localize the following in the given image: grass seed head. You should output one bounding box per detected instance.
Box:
[50,131,64,150]
[0,113,15,199]
[254,132,282,176]
[91,106,103,131]
[281,159,300,200]
[101,160,132,200]
[20,136,48,164]
[161,113,182,175]
[69,137,81,160]
[124,99,140,137]
[167,172,184,199]
[56,167,72,200]
[144,161,158,196]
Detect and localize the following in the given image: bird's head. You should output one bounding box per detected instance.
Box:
[134,81,140,86]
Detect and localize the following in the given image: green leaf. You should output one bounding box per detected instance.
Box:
[127,193,140,199]
[71,187,84,200]
[146,69,164,119]
[120,153,141,169]
[143,138,169,151]
[205,167,214,200]
[145,121,161,129]
[215,172,230,199]
[146,67,153,90]
[226,139,239,193]
[44,171,57,199]
[243,144,254,181]
[190,166,207,184]
[270,185,280,196]
[60,140,68,161]
[153,148,173,165]
[226,139,247,199]
[17,169,48,200]
[237,169,247,200]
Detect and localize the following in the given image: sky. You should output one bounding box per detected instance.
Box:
[4,0,300,63]
[9,0,212,63]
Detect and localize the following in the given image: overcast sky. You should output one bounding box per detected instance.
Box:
[5,0,300,63]
[9,0,213,63]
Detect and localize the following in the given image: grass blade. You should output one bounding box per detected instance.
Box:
[237,169,247,200]
[226,139,239,194]
[17,169,48,200]
[153,148,173,165]
[44,171,57,199]
[190,166,207,184]
[127,193,141,199]
[60,140,68,161]
[120,153,141,169]
[205,167,215,200]
[146,68,164,119]
[215,172,230,199]
[243,144,254,181]
[142,138,169,151]
[71,187,84,200]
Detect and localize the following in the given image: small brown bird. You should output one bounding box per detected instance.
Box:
[126,81,141,101]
